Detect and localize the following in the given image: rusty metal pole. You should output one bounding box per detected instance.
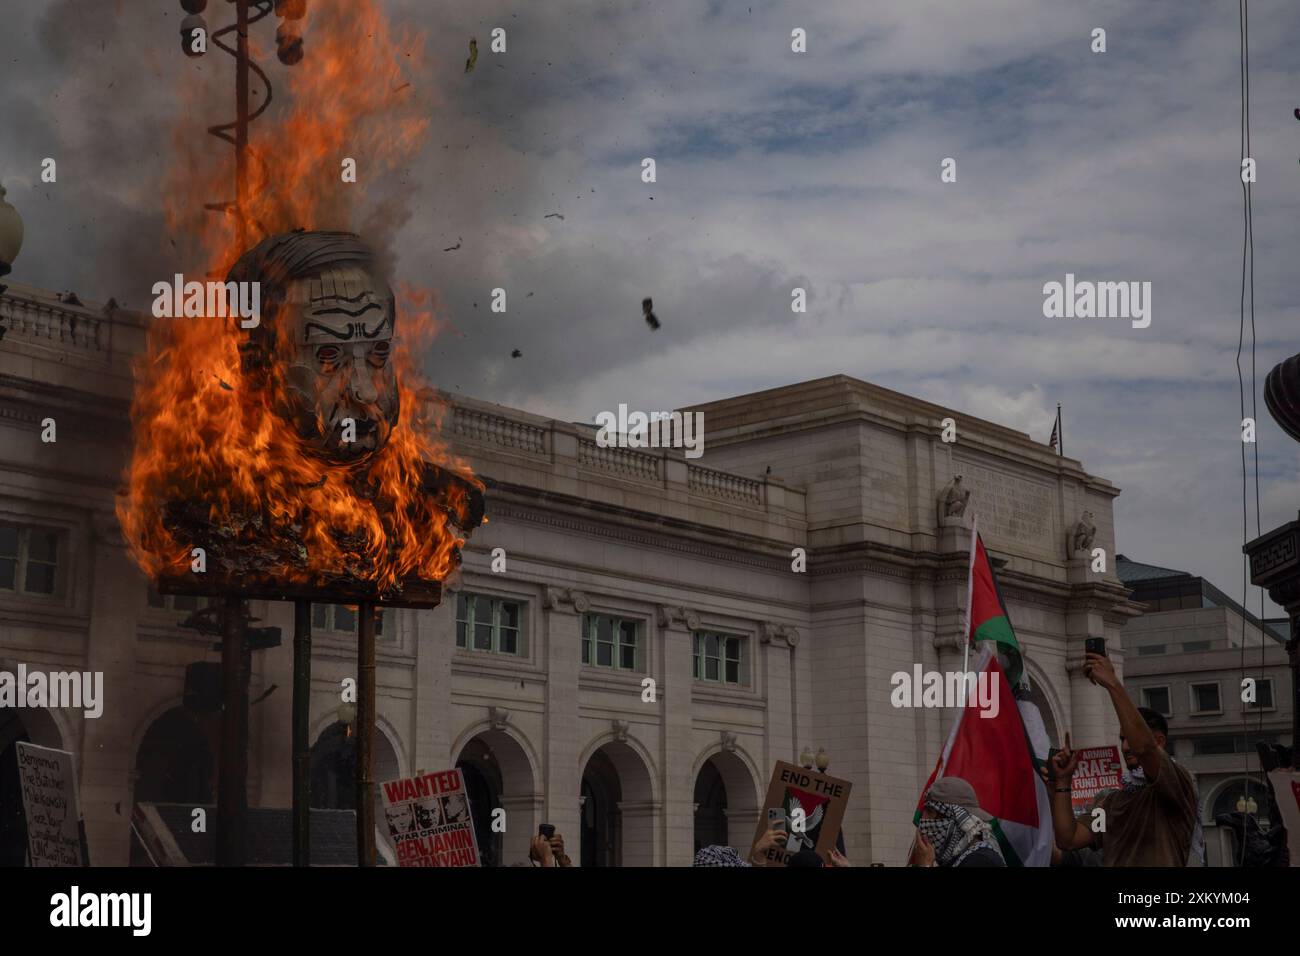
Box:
[234,0,250,252]
[292,599,312,866]
[356,602,376,866]
[215,596,247,866]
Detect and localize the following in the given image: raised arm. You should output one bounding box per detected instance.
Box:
[1083,652,1161,781]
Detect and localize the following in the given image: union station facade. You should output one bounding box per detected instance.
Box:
[0,281,1140,865]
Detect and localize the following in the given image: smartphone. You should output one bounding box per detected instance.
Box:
[767,807,787,832]
[538,823,555,839]
[1085,637,1106,657]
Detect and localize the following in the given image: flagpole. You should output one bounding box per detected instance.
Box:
[1056,403,1063,457]
[961,516,977,701]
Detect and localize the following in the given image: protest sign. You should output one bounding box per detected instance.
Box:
[380,767,479,867]
[16,742,85,867]
[750,760,851,866]
[1069,745,1123,816]
[1266,770,1300,868]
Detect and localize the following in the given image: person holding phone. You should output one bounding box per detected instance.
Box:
[528,824,573,867]
[1044,647,1198,866]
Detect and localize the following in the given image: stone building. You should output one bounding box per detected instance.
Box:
[1,281,1141,866]
[1116,556,1293,866]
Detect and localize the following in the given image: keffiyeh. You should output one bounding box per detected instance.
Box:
[919,799,1004,867]
[693,845,752,867]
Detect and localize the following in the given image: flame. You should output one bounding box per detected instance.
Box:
[118,0,476,596]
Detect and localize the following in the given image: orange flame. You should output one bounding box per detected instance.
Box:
[118,0,475,595]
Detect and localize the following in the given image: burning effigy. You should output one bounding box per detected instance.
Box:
[116,3,481,604]
[118,228,482,602]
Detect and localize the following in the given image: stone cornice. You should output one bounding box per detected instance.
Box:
[759,622,800,647]
[656,604,702,630]
[542,586,590,614]
[487,497,794,572]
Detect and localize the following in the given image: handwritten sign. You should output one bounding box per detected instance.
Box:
[1070,745,1123,816]
[380,767,480,867]
[750,761,852,866]
[16,742,85,867]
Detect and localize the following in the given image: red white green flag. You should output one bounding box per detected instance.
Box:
[968,530,1024,687]
[917,645,1054,866]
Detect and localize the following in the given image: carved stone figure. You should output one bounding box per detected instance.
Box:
[938,474,971,521]
[1070,511,1097,556]
[230,230,399,463]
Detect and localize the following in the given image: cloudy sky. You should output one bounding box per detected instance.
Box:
[3,0,1300,612]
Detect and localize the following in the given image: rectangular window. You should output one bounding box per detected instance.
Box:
[1136,644,1166,656]
[456,593,524,655]
[583,614,640,671]
[1182,640,1212,652]
[694,631,745,686]
[1191,682,1221,714]
[1246,679,1274,709]
[312,604,386,637]
[0,523,64,597]
[147,587,211,613]
[1142,686,1171,716]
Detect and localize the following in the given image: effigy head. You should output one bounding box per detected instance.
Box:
[229,230,399,463]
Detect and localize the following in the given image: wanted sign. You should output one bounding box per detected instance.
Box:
[750,760,851,866]
[16,742,86,867]
[380,767,480,867]
[1069,745,1123,816]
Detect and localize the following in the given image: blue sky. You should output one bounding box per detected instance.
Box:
[3,0,1300,611]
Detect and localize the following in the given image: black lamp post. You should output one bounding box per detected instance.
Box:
[174,0,310,868]
[1243,357,1300,752]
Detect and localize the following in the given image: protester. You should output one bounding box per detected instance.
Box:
[908,776,1005,867]
[528,829,573,867]
[1046,651,1197,866]
[693,829,851,867]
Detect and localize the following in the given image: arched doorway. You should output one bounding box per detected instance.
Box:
[310,720,401,810]
[579,740,655,867]
[131,706,215,865]
[692,749,760,856]
[0,706,64,866]
[694,760,726,852]
[454,729,536,867]
[134,708,214,805]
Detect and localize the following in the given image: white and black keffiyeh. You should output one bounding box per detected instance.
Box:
[693,845,752,867]
[918,800,1004,867]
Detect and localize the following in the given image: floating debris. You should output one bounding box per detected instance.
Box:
[642,298,660,331]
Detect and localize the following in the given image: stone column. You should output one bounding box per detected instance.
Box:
[658,605,696,866]
[79,511,144,866]
[759,622,796,775]
[619,800,657,867]
[541,587,583,856]
[498,792,543,866]
[415,599,455,772]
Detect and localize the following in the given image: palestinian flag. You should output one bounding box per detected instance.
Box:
[968,531,1024,687]
[917,645,1053,866]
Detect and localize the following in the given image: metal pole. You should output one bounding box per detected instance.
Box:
[234,0,250,251]
[356,602,376,866]
[216,596,247,866]
[292,599,312,867]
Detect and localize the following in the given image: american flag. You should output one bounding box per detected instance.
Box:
[1048,419,1058,451]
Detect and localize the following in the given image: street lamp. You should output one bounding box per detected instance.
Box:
[0,182,23,277]
[177,0,309,253]
[799,746,814,770]
[815,748,830,773]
